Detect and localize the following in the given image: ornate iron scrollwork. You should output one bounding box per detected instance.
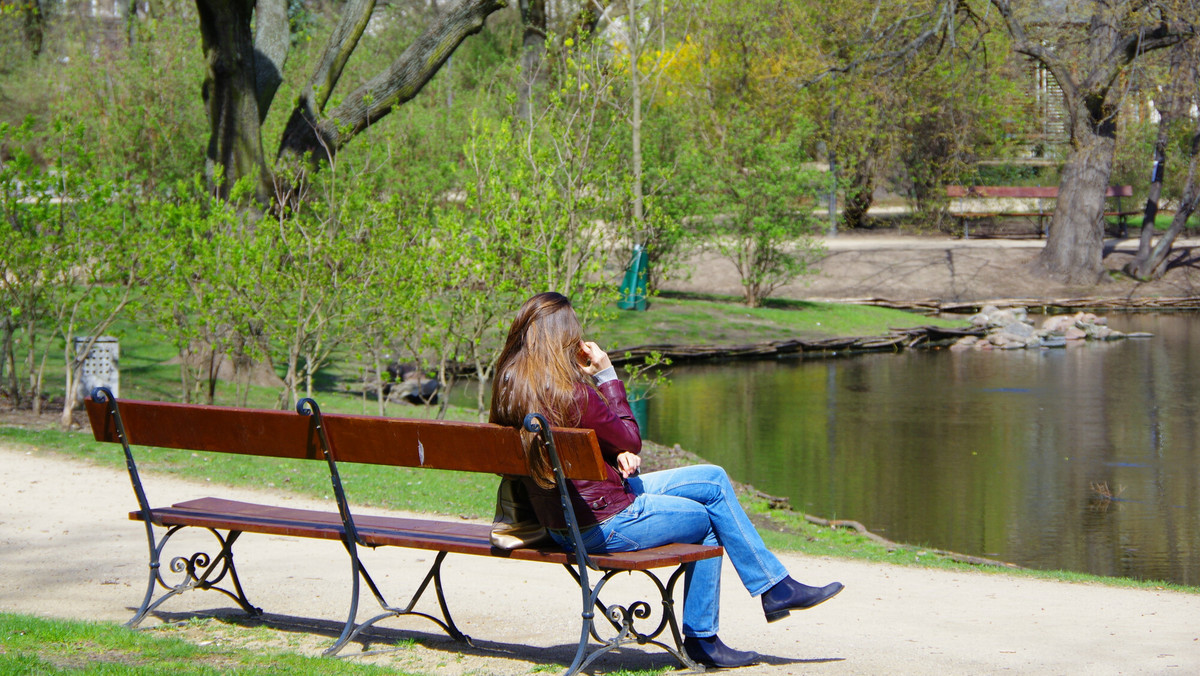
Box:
[564,564,701,673]
[157,528,230,591]
[126,525,260,627]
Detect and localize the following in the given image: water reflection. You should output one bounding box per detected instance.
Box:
[644,312,1200,585]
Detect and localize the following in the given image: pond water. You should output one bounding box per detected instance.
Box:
[641,312,1200,585]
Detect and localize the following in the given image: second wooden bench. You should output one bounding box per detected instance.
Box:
[946,185,1136,238]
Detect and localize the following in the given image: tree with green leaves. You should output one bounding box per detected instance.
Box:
[0,119,155,426]
[676,0,826,307]
[687,109,826,307]
[143,181,247,405]
[793,0,1032,231]
[803,0,1195,281]
[0,121,56,411]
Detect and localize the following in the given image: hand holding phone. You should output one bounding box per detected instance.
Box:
[577,340,612,376]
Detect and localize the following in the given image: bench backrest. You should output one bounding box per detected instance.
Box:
[945,185,1133,198]
[83,397,608,481]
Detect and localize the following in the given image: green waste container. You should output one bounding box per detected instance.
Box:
[617,244,649,311]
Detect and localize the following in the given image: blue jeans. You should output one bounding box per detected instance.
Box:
[548,464,788,637]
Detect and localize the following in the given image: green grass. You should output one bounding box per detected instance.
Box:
[1106,212,1200,231]
[0,613,407,675]
[594,294,958,350]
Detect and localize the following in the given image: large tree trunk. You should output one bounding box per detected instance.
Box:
[196,0,501,206]
[24,0,44,57]
[252,0,289,121]
[1037,123,1116,284]
[196,0,272,203]
[841,156,875,230]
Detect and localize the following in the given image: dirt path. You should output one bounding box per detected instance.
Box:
[3,446,1198,675]
[664,234,1200,304]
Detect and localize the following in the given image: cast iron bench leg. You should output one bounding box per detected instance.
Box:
[324,550,473,656]
[560,563,702,675]
[127,526,261,627]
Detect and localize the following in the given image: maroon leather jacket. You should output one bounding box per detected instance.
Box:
[523,378,641,530]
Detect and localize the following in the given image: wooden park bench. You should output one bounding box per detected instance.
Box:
[945,185,1137,239]
[84,387,722,675]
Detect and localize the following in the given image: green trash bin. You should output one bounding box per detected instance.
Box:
[617,244,649,311]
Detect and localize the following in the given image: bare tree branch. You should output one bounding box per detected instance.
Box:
[1084,22,1191,95]
[277,0,506,163]
[306,0,378,114]
[796,0,961,87]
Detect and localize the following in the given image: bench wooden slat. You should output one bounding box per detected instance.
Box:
[139,498,721,571]
[84,398,607,481]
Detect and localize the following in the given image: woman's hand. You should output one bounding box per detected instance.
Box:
[616,451,641,478]
[578,341,613,377]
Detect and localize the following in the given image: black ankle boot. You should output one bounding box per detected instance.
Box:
[761,576,844,622]
[682,635,760,668]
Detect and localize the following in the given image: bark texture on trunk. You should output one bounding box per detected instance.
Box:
[252,0,290,121]
[278,0,506,162]
[197,0,271,202]
[842,157,875,230]
[1038,128,1115,284]
[24,0,44,57]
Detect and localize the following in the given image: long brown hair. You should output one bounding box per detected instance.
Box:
[490,292,588,487]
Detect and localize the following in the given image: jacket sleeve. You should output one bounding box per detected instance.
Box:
[577,379,642,460]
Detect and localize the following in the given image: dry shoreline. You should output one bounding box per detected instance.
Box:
[665,234,1200,307]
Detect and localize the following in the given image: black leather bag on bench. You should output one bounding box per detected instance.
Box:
[489,476,550,549]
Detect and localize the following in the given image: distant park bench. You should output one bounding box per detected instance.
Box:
[945,185,1137,239]
[84,388,722,675]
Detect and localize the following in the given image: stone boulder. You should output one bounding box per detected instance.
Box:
[956,306,1138,352]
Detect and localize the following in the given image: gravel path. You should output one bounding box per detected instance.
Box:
[3,445,1198,675]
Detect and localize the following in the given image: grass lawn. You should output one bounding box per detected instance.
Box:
[1106,211,1200,231]
[0,613,409,675]
[596,294,960,351]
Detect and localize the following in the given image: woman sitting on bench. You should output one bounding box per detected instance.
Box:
[490,292,844,668]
